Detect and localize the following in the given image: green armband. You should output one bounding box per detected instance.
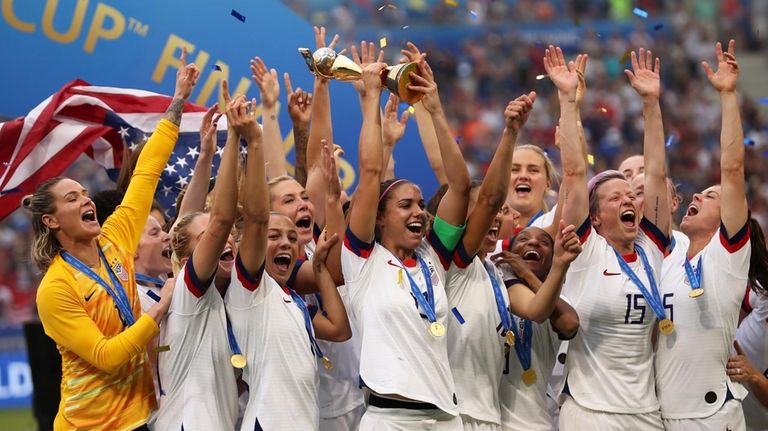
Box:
[432,215,465,251]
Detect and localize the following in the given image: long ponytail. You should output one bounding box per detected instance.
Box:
[21,177,66,271]
[748,217,768,296]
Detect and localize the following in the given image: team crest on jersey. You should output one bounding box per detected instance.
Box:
[429,264,440,286]
[112,260,129,281]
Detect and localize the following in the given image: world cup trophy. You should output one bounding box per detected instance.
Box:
[298,47,424,104]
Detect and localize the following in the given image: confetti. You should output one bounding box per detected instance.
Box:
[212,64,222,71]
[445,0,459,7]
[619,50,632,64]
[407,106,415,114]
[402,25,409,29]
[387,4,396,9]
[470,10,478,20]
[653,23,664,31]
[632,7,648,18]
[598,107,608,113]
[536,74,546,80]
[745,138,756,146]
[665,135,674,147]
[455,136,462,144]
[230,9,246,22]
[379,37,387,48]
[378,5,386,11]
[587,154,595,165]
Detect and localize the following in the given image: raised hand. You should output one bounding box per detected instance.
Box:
[199,103,222,157]
[319,140,341,201]
[504,92,537,133]
[407,61,441,113]
[574,54,589,106]
[174,47,200,100]
[553,220,582,265]
[250,57,280,110]
[702,39,739,93]
[283,73,312,127]
[314,26,340,51]
[222,81,261,143]
[361,62,387,95]
[400,41,427,64]
[624,48,661,100]
[350,41,385,96]
[383,94,410,145]
[543,45,578,98]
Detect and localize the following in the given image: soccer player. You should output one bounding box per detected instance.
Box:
[734,278,768,430]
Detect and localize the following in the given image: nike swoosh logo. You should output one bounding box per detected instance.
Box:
[387,260,404,268]
[84,291,96,302]
[603,270,621,276]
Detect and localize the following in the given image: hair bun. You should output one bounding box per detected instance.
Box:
[21,194,34,210]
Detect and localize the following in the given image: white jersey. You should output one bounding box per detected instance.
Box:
[656,223,751,419]
[560,218,668,413]
[661,230,689,282]
[305,286,365,420]
[341,228,459,414]
[736,291,768,431]
[493,207,556,257]
[501,313,562,430]
[444,254,509,425]
[154,262,238,431]
[225,256,320,431]
[137,281,162,428]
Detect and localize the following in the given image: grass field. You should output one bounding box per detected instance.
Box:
[0,408,35,431]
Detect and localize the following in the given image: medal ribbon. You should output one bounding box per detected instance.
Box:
[511,315,533,370]
[526,210,545,227]
[482,261,513,336]
[398,255,437,323]
[61,249,136,326]
[135,273,164,287]
[224,311,243,357]
[683,256,703,290]
[613,246,666,320]
[288,288,325,361]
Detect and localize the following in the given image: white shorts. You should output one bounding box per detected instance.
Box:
[359,405,463,431]
[559,398,663,430]
[320,404,365,431]
[663,400,745,431]
[460,415,501,431]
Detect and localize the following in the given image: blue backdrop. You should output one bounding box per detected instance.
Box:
[0,0,440,197]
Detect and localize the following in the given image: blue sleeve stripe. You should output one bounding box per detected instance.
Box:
[286,258,305,290]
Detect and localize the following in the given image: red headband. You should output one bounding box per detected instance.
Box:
[378,179,407,205]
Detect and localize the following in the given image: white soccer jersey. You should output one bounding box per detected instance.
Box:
[304,286,365,420]
[500,314,562,430]
[154,261,238,431]
[661,230,689,283]
[736,291,768,431]
[225,256,320,431]
[137,281,163,425]
[444,253,510,425]
[656,222,751,419]
[560,218,668,414]
[341,228,459,414]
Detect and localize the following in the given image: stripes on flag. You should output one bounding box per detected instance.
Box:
[0,79,229,221]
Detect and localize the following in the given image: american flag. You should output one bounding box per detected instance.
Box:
[0,79,231,220]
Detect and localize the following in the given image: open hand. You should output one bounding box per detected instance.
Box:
[383,94,410,145]
[351,41,385,96]
[222,80,261,143]
[624,48,661,100]
[199,103,222,157]
[400,41,427,64]
[320,140,342,201]
[574,54,589,106]
[250,57,280,110]
[702,39,739,93]
[174,47,200,100]
[283,73,312,127]
[543,45,578,99]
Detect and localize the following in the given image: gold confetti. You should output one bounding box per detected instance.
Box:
[619,50,632,64]
[536,74,546,80]
[407,106,415,114]
[398,269,403,285]
[445,0,459,7]
[379,37,387,48]
[598,107,607,113]
[387,4,396,9]
[587,154,595,165]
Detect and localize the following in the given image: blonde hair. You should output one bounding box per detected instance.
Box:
[21,177,66,271]
[266,175,297,206]
[170,211,204,275]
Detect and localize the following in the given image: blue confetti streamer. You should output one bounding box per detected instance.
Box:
[212,64,222,71]
[654,23,664,31]
[0,187,21,196]
[745,138,756,146]
[665,135,675,147]
[469,10,478,20]
[231,9,246,23]
[633,8,648,18]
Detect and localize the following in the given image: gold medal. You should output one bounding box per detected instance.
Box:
[153,345,170,353]
[521,368,537,386]
[230,354,247,369]
[688,288,704,298]
[322,356,334,370]
[505,330,516,346]
[429,322,446,337]
[659,318,675,336]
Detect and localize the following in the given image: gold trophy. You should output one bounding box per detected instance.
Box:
[299,47,424,104]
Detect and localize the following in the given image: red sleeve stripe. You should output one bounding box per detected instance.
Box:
[720,221,750,254]
[640,217,670,252]
[451,240,474,269]
[183,257,212,298]
[235,254,264,292]
[343,227,374,259]
[576,218,592,244]
[426,230,453,270]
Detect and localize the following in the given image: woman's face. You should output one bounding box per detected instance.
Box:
[270,179,315,246]
[135,215,172,278]
[377,183,427,252]
[181,213,237,280]
[508,149,550,217]
[510,227,554,280]
[43,178,100,241]
[265,214,300,286]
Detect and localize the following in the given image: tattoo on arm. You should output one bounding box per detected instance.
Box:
[654,196,660,226]
[164,97,185,126]
[293,126,309,186]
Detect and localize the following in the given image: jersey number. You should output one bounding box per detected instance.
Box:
[624,293,674,324]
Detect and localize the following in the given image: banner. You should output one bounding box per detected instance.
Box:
[0,351,32,409]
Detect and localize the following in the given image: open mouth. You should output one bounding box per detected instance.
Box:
[161,246,172,260]
[515,184,532,196]
[81,209,97,223]
[620,209,636,228]
[523,250,541,261]
[406,221,423,235]
[295,215,312,230]
[487,226,500,241]
[220,247,234,262]
[273,253,292,272]
[686,205,699,217]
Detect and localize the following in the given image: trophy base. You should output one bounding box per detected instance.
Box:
[383,63,424,105]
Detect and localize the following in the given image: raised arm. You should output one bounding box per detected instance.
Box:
[625,49,670,234]
[462,93,536,257]
[310,232,351,341]
[176,104,219,223]
[189,82,240,282]
[348,62,387,243]
[284,73,312,186]
[409,60,471,226]
[545,47,588,228]
[702,40,748,235]
[381,94,410,181]
[306,26,339,171]
[250,56,287,179]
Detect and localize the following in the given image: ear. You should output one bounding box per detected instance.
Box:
[41,214,60,230]
[590,213,601,229]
